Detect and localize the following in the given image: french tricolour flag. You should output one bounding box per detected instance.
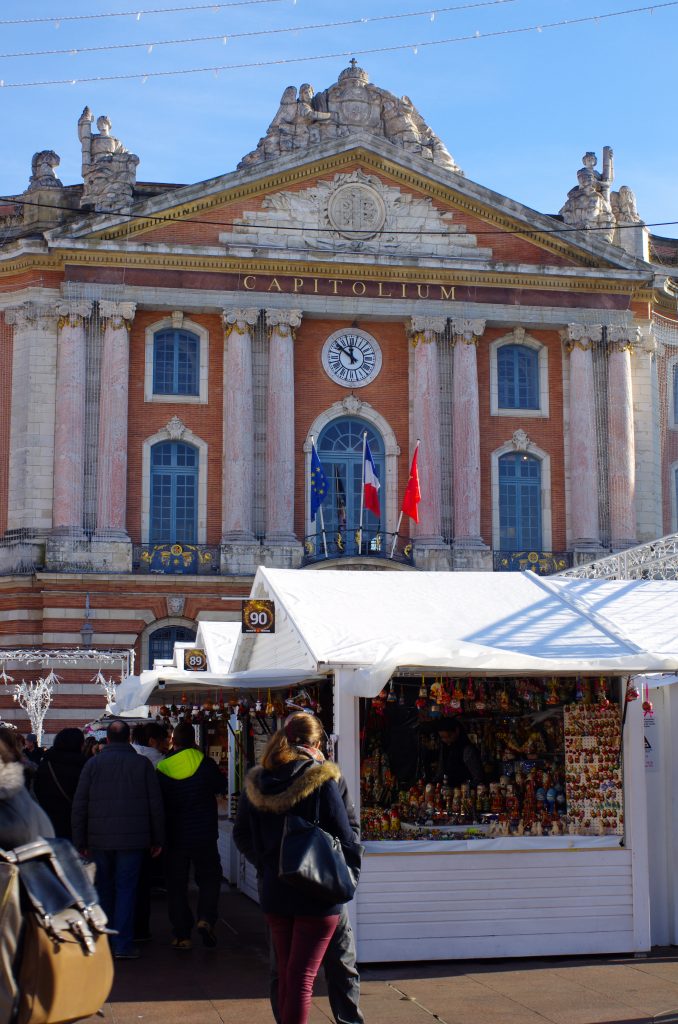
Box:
[363,440,381,517]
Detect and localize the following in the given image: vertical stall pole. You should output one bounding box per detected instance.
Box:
[333,668,362,946]
[624,693,651,953]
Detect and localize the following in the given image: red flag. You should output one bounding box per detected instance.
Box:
[401,445,421,523]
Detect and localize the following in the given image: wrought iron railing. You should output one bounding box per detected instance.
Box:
[132,543,220,575]
[493,550,574,575]
[302,528,414,567]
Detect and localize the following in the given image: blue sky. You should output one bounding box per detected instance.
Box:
[1,0,678,237]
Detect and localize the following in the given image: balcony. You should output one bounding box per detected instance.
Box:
[492,550,574,575]
[132,543,220,575]
[301,528,414,567]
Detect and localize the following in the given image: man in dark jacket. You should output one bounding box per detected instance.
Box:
[234,764,364,1024]
[72,720,164,960]
[156,721,226,950]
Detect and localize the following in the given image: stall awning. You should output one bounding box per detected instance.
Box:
[227,568,678,697]
[109,667,325,714]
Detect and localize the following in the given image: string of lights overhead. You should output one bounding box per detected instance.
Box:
[0,0,286,27]
[1,1,676,88]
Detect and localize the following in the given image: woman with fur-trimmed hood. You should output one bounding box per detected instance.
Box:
[234,712,355,1024]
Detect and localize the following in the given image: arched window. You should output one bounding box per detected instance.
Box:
[153,329,200,396]
[317,418,384,547]
[498,452,542,550]
[497,344,539,410]
[148,625,196,669]
[150,441,198,543]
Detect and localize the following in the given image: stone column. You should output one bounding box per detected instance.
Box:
[4,303,58,547]
[607,325,640,550]
[95,302,135,551]
[451,318,491,570]
[408,316,450,570]
[262,308,303,568]
[565,324,602,553]
[221,307,260,574]
[52,301,91,535]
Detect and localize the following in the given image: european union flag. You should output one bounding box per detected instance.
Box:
[310,442,328,522]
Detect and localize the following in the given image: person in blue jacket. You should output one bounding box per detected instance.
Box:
[156,721,226,950]
[234,712,356,1024]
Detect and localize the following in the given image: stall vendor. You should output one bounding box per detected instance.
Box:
[434,719,484,787]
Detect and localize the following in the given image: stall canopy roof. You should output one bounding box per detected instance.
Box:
[228,568,678,696]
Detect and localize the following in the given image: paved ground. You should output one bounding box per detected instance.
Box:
[87,886,678,1024]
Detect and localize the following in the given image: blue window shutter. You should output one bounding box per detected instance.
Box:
[499,452,542,550]
[150,441,198,543]
[498,345,539,410]
[153,330,200,396]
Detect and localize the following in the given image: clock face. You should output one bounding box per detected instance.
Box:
[321,329,382,389]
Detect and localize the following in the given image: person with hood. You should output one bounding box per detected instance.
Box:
[234,712,356,1024]
[34,727,86,840]
[156,721,226,950]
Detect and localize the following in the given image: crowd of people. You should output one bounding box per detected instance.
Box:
[0,713,363,1024]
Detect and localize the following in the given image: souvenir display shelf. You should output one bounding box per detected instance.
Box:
[359,674,626,843]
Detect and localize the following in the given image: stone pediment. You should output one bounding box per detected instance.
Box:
[219,169,492,264]
[238,60,460,176]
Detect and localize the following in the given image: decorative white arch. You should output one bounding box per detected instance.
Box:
[303,397,401,534]
[489,327,549,418]
[141,616,197,672]
[490,434,553,551]
[141,418,208,543]
[144,312,209,404]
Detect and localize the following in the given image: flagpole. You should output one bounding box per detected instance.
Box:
[358,430,367,555]
[391,439,420,558]
[310,434,328,558]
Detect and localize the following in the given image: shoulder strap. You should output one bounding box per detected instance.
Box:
[314,786,321,825]
[48,761,74,803]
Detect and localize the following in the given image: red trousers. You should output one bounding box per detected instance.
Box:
[265,913,339,1024]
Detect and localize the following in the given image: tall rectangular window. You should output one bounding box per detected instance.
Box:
[153,330,199,396]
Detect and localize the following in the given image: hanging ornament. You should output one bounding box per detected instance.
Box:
[255,689,262,713]
[265,688,275,716]
[386,681,397,703]
[625,679,639,703]
[418,676,428,700]
[0,666,14,685]
[642,683,653,715]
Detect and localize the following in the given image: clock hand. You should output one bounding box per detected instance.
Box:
[336,342,358,365]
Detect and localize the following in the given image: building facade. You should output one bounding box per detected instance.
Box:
[1,62,677,734]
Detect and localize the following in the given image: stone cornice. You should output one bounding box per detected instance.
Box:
[64,147,620,268]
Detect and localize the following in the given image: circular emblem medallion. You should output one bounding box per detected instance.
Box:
[327,183,386,240]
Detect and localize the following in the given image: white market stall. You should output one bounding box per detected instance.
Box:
[224,567,678,963]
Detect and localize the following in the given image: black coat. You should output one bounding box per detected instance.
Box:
[72,742,165,852]
[34,748,86,840]
[156,748,226,850]
[233,758,355,918]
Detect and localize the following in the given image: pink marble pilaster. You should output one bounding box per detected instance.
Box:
[265,309,301,541]
[222,308,259,540]
[607,326,639,549]
[451,318,486,544]
[565,324,602,547]
[409,316,446,542]
[96,301,136,536]
[52,302,91,534]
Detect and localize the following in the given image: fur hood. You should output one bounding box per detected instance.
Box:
[0,760,25,800]
[244,759,341,815]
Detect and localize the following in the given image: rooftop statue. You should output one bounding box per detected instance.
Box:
[77,108,139,213]
[559,148,616,242]
[27,150,63,190]
[238,61,460,173]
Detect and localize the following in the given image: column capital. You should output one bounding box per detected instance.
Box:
[5,301,58,332]
[223,307,259,337]
[99,301,136,329]
[607,324,641,354]
[451,318,486,345]
[408,315,446,346]
[265,308,303,337]
[563,323,603,352]
[56,300,92,330]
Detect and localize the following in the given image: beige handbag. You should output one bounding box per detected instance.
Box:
[0,862,21,1024]
[0,839,114,1024]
